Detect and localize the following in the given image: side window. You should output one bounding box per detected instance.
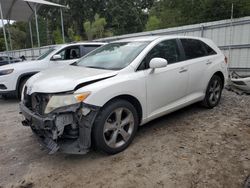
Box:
[57,46,80,60]
[181,39,207,60]
[202,43,217,56]
[83,45,101,55]
[138,39,181,70]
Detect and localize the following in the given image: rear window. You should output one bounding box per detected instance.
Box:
[203,43,217,55]
[181,39,216,60]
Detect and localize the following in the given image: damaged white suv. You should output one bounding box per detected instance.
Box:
[20,36,228,155]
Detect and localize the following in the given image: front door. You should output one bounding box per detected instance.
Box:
[138,39,188,119]
[50,45,81,67]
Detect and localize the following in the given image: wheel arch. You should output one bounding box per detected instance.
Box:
[16,72,39,94]
[102,94,143,125]
[213,71,225,88]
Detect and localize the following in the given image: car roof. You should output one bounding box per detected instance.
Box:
[113,35,207,43]
[59,42,106,48]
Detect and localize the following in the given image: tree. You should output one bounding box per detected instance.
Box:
[148,0,250,29]
[105,0,154,35]
[83,21,94,40]
[145,15,161,31]
[53,27,63,44]
[68,27,81,42]
[92,14,107,38]
[83,14,108,40]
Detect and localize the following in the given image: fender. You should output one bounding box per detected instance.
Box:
[16,72,39,93]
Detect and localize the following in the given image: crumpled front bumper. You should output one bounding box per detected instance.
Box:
[20,102,100,154]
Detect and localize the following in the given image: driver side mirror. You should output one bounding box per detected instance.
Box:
[52,54,62,61]
[149,58,168,69]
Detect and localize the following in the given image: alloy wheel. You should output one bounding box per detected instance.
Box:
[103,107,135,149]
[208,79,221,105]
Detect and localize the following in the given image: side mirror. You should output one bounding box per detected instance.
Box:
[52,54,62,61]
[149,58,168,69]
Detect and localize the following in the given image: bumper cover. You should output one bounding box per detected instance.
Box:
[0,90,17,96]
[20,102,99,154]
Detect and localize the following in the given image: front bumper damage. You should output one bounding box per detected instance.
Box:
[20,102,100,154]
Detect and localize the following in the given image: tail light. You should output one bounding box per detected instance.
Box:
[224,56,228,64]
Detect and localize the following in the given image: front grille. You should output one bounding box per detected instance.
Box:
[23,88,50,115]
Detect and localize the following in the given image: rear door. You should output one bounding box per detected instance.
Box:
[179,39,217,95]
[138,39,189,119]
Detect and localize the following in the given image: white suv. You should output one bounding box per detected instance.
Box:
[0,42,105,98]
[20,36,228,155]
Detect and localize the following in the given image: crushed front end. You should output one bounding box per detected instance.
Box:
[20,90,99,154]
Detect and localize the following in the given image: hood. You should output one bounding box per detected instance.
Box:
[0,58,23,66]
[26,65,118,94]
[0,60,39,70]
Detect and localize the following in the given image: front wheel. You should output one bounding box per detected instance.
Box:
[202,75,223,108]
[93,99,139,155]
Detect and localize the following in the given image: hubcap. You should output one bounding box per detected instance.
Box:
[208,79,221,105]
[103,107,134,149]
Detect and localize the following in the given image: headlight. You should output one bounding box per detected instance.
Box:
[0,69,14,76]
[45,92,91,114]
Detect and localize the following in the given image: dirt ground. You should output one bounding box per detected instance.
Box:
[0,90,250,188]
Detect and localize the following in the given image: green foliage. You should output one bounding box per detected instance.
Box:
[148,0,250,29]
[145,16,161,31]
[105,0,154,35]
[1,0,250,51]
[0,37,6,51]
[83,21,94,40]
[67,27,75,42]
[53,27,63,44]
[83,14,108,40]
[92,14,107,38]
[9,27,26,49]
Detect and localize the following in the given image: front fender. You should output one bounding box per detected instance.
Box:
[77,72,147,119]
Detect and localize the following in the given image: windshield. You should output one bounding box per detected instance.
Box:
[36,48,57,60]
[75,41,149,70]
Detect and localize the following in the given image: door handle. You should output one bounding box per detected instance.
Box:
[179,67,188,73]
[206,60,212,65]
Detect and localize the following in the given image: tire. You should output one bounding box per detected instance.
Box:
[93,99,139,155]
[202,75,223,108]
[18,78,29,99]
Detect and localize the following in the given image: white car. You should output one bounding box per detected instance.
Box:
[0,42,105,98]
[20,36,228,155]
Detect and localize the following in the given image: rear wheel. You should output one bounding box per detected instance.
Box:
[93,99,139,154]
[202,75,223,108]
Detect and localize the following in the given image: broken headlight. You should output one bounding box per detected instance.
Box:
[45,92,91,114]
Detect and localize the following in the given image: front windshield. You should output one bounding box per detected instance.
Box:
[36,48,57,60]
[76,41,149,70]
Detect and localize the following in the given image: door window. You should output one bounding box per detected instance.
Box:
[181,39,216,60]
[57,46,80,60]
[138,39,181,70]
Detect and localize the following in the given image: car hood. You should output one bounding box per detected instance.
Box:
[0,60,39,70]
[26,65,118,94]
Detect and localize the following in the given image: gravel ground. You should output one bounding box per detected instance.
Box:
[0,90,249,188]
